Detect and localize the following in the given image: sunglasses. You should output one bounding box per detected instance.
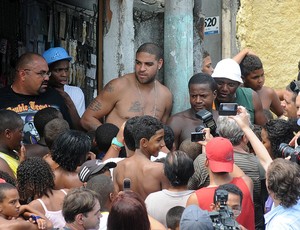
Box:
[290,80,300,94]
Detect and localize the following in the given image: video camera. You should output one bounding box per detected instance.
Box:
[208,190,240,230]
[278,143,300,165]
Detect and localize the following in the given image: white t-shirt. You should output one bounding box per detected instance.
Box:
[64,84,85,117]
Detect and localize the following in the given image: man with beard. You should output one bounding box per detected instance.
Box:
[167,73,218,149]
[0,53,73,144]
[80,43,173,131]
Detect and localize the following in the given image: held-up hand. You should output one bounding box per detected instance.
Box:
[229,106,250,129]
[289,131,300,147]
[36,217,47,229]
[197,128,213,145]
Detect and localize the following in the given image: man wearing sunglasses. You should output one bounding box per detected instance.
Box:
[0,52,73,144]
[282,80,300,119]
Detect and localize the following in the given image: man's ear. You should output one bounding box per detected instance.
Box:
[109,192,115,202]
[213,90,217,99]
[158,58,163,70]
[140,138,148,148]
[75,213,84,225]
[242,134,248,144]
[4,129,11,139]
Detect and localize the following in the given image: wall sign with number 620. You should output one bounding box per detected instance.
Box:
[205,17,217,27]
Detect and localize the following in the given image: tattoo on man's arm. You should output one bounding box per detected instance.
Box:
[104,82,114,93]
[88,99,102,112]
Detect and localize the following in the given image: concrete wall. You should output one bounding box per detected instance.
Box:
[236,0,300,89]
[103,0,135,85]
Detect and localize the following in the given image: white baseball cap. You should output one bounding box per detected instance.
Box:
[212,58,243,83]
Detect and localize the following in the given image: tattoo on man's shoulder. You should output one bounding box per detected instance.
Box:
[104,82,114,93]
[129,101,143,112]
[88,99,102,112]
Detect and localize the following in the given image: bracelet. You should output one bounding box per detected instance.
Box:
[111,137,124,148]
[111,144,121,151]
[30,215,41,221]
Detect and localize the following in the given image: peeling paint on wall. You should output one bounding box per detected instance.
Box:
[237,0,300,89]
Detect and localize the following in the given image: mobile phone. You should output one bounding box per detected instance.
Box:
[219,103,238,116]
[191,131,205,142]
[123,178,131,191]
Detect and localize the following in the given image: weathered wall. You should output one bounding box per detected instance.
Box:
[103,0,135,85]
[236,0,300,89]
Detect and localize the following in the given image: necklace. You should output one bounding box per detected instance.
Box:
[136,80,157,117]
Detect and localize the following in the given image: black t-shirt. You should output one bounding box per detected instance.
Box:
[0,86,73,144]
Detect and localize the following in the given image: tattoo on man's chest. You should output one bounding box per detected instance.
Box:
[88,99,102,111]
[129,101,143,112]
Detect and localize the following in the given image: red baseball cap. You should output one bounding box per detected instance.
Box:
[206,137,234,173]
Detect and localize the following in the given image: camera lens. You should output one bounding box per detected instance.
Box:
[279,143,295,158]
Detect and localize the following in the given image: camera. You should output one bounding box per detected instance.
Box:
[191,125,206,142]
[278,143,300,164]
[219,103,238,116]
[195,109,217,136]
[209,190,240,230]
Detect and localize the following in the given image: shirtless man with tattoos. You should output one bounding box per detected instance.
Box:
[80,43,173,131]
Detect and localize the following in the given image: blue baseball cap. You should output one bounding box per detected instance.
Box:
[42,47,72,65]
[180,205,214,230]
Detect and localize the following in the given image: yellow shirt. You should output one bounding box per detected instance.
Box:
[0,152,19,177]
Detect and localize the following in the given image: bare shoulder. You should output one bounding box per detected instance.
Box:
[28,199,43,211]
[168,110,190,122]
[144,162,164,176]
[241,174,254,194]
[101,74,133,94]
[261,86,277,96]
[186,192,198,206]
[157,80,172,97]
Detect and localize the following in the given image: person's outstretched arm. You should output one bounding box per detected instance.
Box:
[231,106,272,171]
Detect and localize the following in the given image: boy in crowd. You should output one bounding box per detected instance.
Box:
[234,49,283,117]
[113,115,169,200]
[0,110,24,179]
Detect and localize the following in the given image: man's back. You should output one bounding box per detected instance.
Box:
[53,167,83,189]
[194,177,255,230]
[113,152,169,200]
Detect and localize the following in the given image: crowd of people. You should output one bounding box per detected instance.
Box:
[0,43,299,230]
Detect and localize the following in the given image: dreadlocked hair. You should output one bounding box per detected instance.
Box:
[17,157,55,202]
